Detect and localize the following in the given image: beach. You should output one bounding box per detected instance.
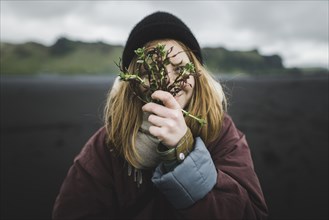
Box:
[1,74,328,220]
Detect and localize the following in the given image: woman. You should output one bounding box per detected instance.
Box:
[53,11,268,219]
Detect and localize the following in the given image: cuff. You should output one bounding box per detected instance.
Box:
[152,137,217,209]
[157,127,194,163]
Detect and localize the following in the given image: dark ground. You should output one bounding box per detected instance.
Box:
[1,74,328,220]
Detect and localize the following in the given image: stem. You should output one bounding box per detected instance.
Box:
[181,109,207,126]
[122,74,146,86]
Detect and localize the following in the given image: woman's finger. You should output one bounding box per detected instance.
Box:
[151,90,181,110]
[148,125,165,140]
[148,114,165,127]
[148,113,178,129]
[142,102,181,119]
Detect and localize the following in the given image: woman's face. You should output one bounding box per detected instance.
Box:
[144,40,195,109]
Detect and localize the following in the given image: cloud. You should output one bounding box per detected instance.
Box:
[1,1,78,19]
[0,1,328,68]
[144,1,328,68]
[229,1,328,43]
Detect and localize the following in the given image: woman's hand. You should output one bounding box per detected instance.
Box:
[142,90,187,148]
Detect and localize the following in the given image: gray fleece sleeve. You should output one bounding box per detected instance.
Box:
[151,137,217,209]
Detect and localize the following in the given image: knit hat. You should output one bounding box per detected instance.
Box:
[122,11,203,69]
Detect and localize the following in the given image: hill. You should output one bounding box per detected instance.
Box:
[1,37,327,76]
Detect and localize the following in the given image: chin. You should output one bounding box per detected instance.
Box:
[179,100,187,109]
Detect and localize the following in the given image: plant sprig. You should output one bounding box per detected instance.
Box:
[117,43,206,126]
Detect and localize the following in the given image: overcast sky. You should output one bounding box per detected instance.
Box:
[1,0,328,68]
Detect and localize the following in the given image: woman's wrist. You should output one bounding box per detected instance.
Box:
[157,127,194,163]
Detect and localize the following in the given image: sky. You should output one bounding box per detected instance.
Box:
[1,0,328,69]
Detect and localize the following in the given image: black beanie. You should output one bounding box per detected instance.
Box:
[122,11,203,69]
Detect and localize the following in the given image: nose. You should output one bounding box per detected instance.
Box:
[166,65,177,84]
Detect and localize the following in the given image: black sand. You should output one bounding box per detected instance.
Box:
[1,74,328,219]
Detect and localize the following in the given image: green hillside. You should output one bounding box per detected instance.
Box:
[1,37,327,76]
[203,47,284,75]
[1,38,122,76]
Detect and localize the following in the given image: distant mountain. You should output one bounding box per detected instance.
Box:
[203,47,284,75]
[1,38,122,75]
[1,37,328,76]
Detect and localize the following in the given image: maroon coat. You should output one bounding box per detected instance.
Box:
[52,114,268,219]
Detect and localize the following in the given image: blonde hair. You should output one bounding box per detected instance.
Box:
[104,39,226,168]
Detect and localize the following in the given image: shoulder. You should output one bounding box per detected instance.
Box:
[220,113,243,139]
[75,127,108,161]
[207,113,245,152]
[85,126,108,148]
[73,127,116,182]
